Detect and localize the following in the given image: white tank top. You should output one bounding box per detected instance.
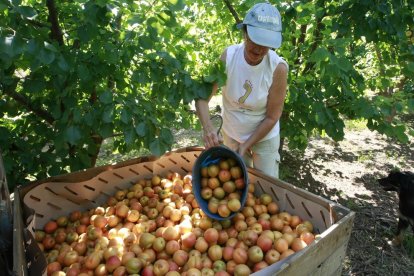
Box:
[222,43,287,143]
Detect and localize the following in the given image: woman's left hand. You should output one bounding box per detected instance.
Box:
[237,143,251,157]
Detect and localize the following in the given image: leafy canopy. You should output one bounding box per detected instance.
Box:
[0,0,413,189]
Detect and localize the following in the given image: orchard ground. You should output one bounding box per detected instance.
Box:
[97,98,414,275]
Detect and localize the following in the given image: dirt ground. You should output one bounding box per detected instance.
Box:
[172,112,414,275]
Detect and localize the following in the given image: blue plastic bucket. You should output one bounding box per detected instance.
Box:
[192,145,249,221]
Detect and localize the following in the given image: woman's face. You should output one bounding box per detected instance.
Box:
[244,32,270,65]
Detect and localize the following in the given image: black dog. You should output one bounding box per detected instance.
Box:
[378,171,414,246]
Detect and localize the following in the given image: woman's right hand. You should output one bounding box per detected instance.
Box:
[203,127,221,149]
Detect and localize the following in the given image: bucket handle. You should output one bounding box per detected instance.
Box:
[210,114,223,138]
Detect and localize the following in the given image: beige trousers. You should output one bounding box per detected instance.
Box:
[222,132,281,178]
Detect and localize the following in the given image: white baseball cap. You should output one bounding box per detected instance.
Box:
[237,2,283,49]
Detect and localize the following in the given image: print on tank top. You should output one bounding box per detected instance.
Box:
[238,80,252,104]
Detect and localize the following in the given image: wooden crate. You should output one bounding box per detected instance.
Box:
[13,146,355,276]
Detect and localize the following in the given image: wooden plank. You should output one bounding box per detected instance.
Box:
[274,211,355,276]
[250,173,334,234]
[252,211,354,276]
[310,241,349,275]
[249,168,339,209]
[13,189,29,276]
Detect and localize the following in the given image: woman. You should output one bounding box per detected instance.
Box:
[196,2,288,178]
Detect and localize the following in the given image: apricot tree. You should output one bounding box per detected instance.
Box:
[1,0,413,188]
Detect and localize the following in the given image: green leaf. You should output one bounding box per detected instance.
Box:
[195,82,213,100]
[406,62,414,73]
[160,128,174,144]
[394,125,408,143]
[57,56,70,72]
[0,36,25,57]
[135,122,147,137]
[23,78,46,94]
[0,3,8,11]
[72,108,82,123]
[157,11,174,26]
[102,107,113,123]
[309,47,330,63]
[99,123,113,138]
[150,138,165,156]
[0,36,13,56]
[78,25,98,42]
[15,6,37,19]
[408,99,414,112]
[380,78,390,88]
[167,0,185,10]
[127,15,144,24]
[184,75,192,87]
[83,112,93,126]
[337,57,352,72]
[120,109,131,124]
[77,64,91,81]
[99,90,113,104]
[78,151,91,167]
[44,42,58,52]
[139,36,153,49]
[204,74,215,83]
[65,126,81,145]
[0,127,10,142]
[27,39,39,54]
[49,164,62,176]
[124,128,135,145]
[38,49,55,65]
[132,70,149,84]
[95,0,108,7]
[315,111,328,125]
[395,102,403,113]
[325,64,340,78]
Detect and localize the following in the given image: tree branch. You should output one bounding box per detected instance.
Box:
[294,24,308,65]
[90,135,103,167]
[2,79,55,125]
[302,14,325,74]
[27,19,48,29]
[374,43,391,95]
[396,76,407,91]
[222,0,242,24]
[46,0,64,46]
